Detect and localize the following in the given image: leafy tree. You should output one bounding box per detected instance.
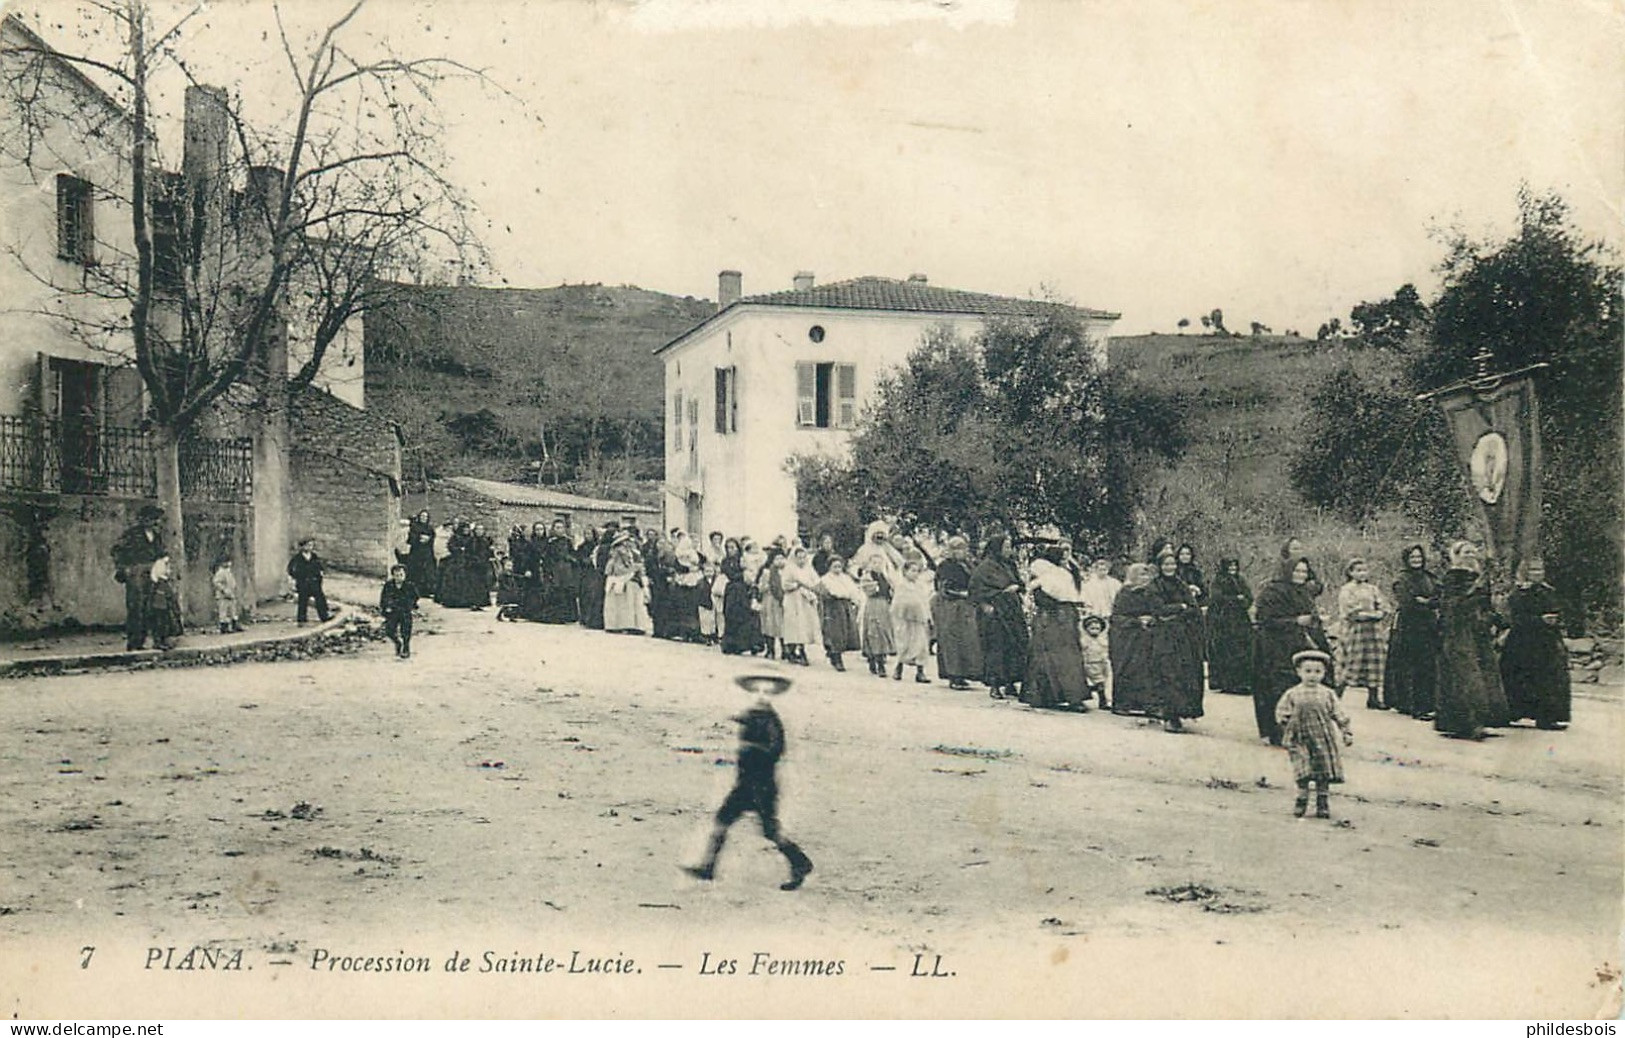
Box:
[1176,317,1190,334]
[1349,283,1427,349]
[791,315,1187,551]
[1208,308,1228,335]
[1316,317,1343,341]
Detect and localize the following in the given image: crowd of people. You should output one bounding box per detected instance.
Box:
[396,513,1573,746]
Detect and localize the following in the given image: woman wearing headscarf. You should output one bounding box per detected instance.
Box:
[666,532,705,642]
[851,521,904,581]
[515,521,548,620]
[400,510,438,596]
[437,520,487,609]
[970,533,1028,700]
[932,536,983,691]
[538,519,579,624]
[602,533,648,634]
[1108,563,1161,715]
[1383,545,1440,719]
[779,544,822,665]
[1500,558,1570,730]
[720,539,758,656]
[1023,541,1091,710]
[1279,537,1324,598]
[1149,549,1204,731]
[815,555,864,671]
[758,547,787,660]
[1174,544,1207,608]
[1252,556,1333,745]
[1434,541,1510,740]
[1205,558,1253,695]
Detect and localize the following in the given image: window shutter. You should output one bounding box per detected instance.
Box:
[79,180,94,262]
[795,363,816,427]
[56,176,72,261]
[714,368,727,434]
[673,390,684,449]
[836,363,857,428]
[105,365,144,427]
[728,366,738,432]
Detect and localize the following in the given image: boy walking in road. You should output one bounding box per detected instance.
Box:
[288,538,331,624]
[380,564,419,659]
[685,672,814,891]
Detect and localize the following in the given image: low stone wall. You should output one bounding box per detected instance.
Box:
[0,494,253,632]
[286,385,402,578]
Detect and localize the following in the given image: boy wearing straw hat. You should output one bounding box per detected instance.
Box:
[685,672,815,891]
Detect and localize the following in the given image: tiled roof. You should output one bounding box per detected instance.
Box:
[740,276,1118,320]
[446,476,659,513]
[657,276,1118,355]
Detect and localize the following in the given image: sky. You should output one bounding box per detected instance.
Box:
[12,0,1623,334]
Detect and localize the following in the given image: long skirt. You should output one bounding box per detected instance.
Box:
[1337,618,1388,692]
[722,584,759,655]
[781,591,821,647]
[861,595,896,656]
[1205,602,1253,693]
[1434,626,1510,737]
[1152,617,1205,720]
[1109,618,1157,714]
[1384,609,1438,717]
[1501,621,1571,726]
[932,596,982,680]
[894,617,930,668]
[667,580,703,640]
[603,579,648,633]
[978,598,1028,688]
[579,571,606,630]
[820,599,860,653]
[1253,624,1330,742]
[761,593,784,642]
[438,555,489,608]
[1024,605,1089,708]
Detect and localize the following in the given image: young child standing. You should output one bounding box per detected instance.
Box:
[858,564,896,678]
[147,554,183,651]
[379,564,419,659]
[287,538,331,624]
[1080,613,1111,709]
[685,673,814,891]
[211,554,242,634]
[1336,557,1390,709]
[891,556,933,683]
[1276,649,1354,818]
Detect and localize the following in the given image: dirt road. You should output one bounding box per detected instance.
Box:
[2,601,1620,1018]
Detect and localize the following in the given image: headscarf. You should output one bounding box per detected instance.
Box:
[1447,540,1481,572]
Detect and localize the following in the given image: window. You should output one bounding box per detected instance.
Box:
[714,366,738,434]
[56,174,95,265]
[795,362,856,429]
[672,390,684,450]
[686,397,699,452]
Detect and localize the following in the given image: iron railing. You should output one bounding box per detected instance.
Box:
[0,416,251,503]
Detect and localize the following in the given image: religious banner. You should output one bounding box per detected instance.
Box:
[1432,372,1544,570]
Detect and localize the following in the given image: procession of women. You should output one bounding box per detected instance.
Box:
[397,510,1573,744]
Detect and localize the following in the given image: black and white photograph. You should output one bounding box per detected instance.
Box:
[0,0,1620,1021]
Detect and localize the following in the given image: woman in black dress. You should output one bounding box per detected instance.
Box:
[1149,549,1204,731]
[1433,541,1510,740]
[1252,556,1332,745]
[576,527,605,629]
[1500,559,1571,730]
[1108,563,1161,715]
[400,510,438,596]
[1382,544,1440,719]
[970,534,1028,700]
[932,536,982,690]
[1205,558,1253,694]
[720,540,759,656]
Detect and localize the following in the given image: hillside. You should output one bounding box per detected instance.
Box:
[1110,332,1435,586]
[364,282,715,485]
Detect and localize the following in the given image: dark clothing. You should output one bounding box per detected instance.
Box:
[1252,567,1332,743]
[1501,582,1571,727]
[721,559,760,655]
[399,519,437,593]
[932,558,982,681]
[1434,568,1511,737]
[1206,569,1253,693]
[811,549,833,577]
[148,579,183,646]
[380,579,419,656]
[538,535,580,624]
[577,539,606,629]
[288,552,330,623]
[703,701,811,879]
[970,555,1028,689]
[438,531,489,608]
[1024,592,1089,709]
[1109,584,1161,714]
[112,523,165,650]
[1149,573,1204,720]
[1384,567,1441,717]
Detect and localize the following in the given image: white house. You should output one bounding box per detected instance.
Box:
[657,270,1119,541]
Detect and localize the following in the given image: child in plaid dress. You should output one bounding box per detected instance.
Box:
[1336,558,1390,709]
[1276,650,1354,819]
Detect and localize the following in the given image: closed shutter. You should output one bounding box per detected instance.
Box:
[836,363,857,429]
[105,366,145,427]
[714,368,728,433]
[55,177,72,261]
[795,362,816,427]
[673,390,684,446]
[686,398,698,451]
[728,366,738,432]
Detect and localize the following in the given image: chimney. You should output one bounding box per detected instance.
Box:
[792,270,814,291]
[907,273,928,284]
[717,270,742,311]
[183,85,232,185]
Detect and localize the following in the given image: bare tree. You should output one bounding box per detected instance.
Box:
[1,0,491,577]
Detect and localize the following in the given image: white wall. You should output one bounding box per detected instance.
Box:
[663,304,1114,542]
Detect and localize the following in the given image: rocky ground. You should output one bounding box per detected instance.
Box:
[1,591,1620,1019]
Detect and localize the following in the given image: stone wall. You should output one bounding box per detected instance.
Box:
[0,494,252,633]
[287,385,402,577]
